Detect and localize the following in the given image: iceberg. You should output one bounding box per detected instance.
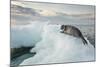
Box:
[11,21,48,48]
[20,23,95,65]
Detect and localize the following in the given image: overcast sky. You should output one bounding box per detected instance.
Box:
[11,1,95,15]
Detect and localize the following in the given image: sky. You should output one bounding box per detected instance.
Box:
[11,1,95,26]
[11,1,95,15]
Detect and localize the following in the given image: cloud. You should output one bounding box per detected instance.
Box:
[37,10,57,16]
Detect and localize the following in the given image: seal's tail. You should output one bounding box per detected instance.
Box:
[81,36,88,45]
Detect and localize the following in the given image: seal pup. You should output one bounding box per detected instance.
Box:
[60,25,87,45]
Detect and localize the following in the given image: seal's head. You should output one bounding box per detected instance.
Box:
[60,25,65,33]
[61,25,64,30]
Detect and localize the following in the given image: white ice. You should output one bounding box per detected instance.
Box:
[11,21,49,48]
[20,23,95,65]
